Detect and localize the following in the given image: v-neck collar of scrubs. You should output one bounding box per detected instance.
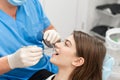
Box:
[0,5,28,28]
[0,9,16,25]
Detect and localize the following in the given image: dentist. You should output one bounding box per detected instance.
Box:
[0,0,60,79]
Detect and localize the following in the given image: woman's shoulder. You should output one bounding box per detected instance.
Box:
[29,69,54,80]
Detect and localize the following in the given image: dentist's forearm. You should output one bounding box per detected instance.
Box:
[44,25,56,32]
[0,56,11,75]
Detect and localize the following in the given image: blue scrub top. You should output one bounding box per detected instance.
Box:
[0,0,58,80]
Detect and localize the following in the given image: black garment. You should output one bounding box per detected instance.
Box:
[96,3,120,15]
[91,25,113,37]
[29,69,54,80]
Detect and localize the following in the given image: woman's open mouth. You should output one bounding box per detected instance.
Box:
[55,53,59,55]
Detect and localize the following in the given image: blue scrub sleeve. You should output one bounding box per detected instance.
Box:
[34,0,51,30]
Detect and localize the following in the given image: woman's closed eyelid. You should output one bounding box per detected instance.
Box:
[59,40,69,46]
[64,40,71,47]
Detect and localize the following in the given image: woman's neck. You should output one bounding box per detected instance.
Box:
[53,67,74,80]
[0,0,17,19]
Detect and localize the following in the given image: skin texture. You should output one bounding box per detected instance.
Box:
[0,57,11,75]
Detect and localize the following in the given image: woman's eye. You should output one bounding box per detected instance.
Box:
[62,40,70,47]
[64,41,68,47]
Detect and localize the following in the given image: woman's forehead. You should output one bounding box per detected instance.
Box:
[66,35,73,40]
[66,35,75,45]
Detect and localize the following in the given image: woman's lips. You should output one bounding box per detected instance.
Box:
[52,52,59,57]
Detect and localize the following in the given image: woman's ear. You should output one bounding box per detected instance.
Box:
[72,57,84,67]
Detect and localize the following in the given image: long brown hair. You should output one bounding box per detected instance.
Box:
[71,31,106,80]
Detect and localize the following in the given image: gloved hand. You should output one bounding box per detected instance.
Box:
[43,30,61,47]
[7,46,43,69]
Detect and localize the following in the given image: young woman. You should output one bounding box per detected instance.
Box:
[30,31,106,80]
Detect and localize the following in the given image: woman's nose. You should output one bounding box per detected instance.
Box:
[54,42,61,48]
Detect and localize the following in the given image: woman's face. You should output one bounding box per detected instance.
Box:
[50,35,78,68]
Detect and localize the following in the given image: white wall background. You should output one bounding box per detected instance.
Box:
[40,0,77,39]
[40,0,119,39]
[40,0,90,39]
